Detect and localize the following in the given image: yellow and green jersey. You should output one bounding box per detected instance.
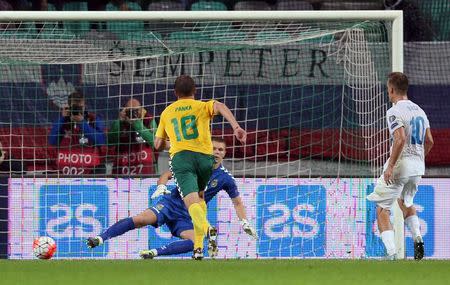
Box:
[156,99,216,157]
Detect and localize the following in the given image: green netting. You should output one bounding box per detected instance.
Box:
[0,18,393,176]
[0,17,394,260]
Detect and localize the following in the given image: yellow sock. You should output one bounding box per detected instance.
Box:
[188,203,207,249]
[199,200,211,233]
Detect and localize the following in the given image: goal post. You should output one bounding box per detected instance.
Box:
[390,12,406,261]
[0,10,405,259]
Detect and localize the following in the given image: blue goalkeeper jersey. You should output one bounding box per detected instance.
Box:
[154,165,239,221]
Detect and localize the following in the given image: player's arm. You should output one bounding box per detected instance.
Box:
[231,196,258,239]
[229,194,257,239]
[154,137,171,151]
[231,196,247,221]
[157,170,173,185]
[223,174,257,239]
[154,136,166,151]
[151,170,173,199]
[424,128,434,157]
[384,127,406,184]
[154,114,168,151]
[213,101,246,144]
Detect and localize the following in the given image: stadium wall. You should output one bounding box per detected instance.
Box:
[6,177,450,259]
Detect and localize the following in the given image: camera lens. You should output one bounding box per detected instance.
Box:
[127,109,139,119]
[71,105,83,116]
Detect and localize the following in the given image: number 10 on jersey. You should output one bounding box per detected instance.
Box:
[410,116,425,145]
[171,115,199,141]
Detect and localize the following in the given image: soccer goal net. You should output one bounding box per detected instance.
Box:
[1,11,403,259]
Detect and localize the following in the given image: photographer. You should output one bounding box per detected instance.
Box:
[48,90,106,175]
[108,98,157,175]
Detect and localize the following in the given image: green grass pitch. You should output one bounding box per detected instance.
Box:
[2,259,450,285]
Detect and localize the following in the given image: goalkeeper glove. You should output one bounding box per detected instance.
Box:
[151,184,171,200]
[240,219,258,239]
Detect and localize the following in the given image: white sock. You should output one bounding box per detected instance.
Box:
[381,230,396,256]
[405,215,422,242]
[95,236,104,245]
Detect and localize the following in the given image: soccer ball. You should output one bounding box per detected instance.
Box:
[32,236,56,259]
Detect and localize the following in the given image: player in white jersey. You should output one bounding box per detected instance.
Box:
[367,72,434,260]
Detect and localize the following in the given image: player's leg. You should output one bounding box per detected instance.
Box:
[140,200,193,259]
[196,153,214,205]
[141,229,195,259]
[376,206,396,258]
[367,176,406,258]
[197,190,218,258]
[197,157,213,230]
[184,192,208,259]
[171,151,209,259]
[196,154,218,257]
[87,209,157,248]
[398,176,424,260]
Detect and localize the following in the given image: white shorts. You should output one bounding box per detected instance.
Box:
[367,175,421,210]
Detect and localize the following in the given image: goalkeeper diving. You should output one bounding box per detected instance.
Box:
[86,137,257,258]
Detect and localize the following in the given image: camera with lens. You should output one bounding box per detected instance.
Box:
[126,108,140,119]
[70,105,84,116]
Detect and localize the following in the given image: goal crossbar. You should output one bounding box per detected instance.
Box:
[0,10,402,21]
[0,10,404,72]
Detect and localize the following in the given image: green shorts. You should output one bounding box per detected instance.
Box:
[170,150,215,198]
